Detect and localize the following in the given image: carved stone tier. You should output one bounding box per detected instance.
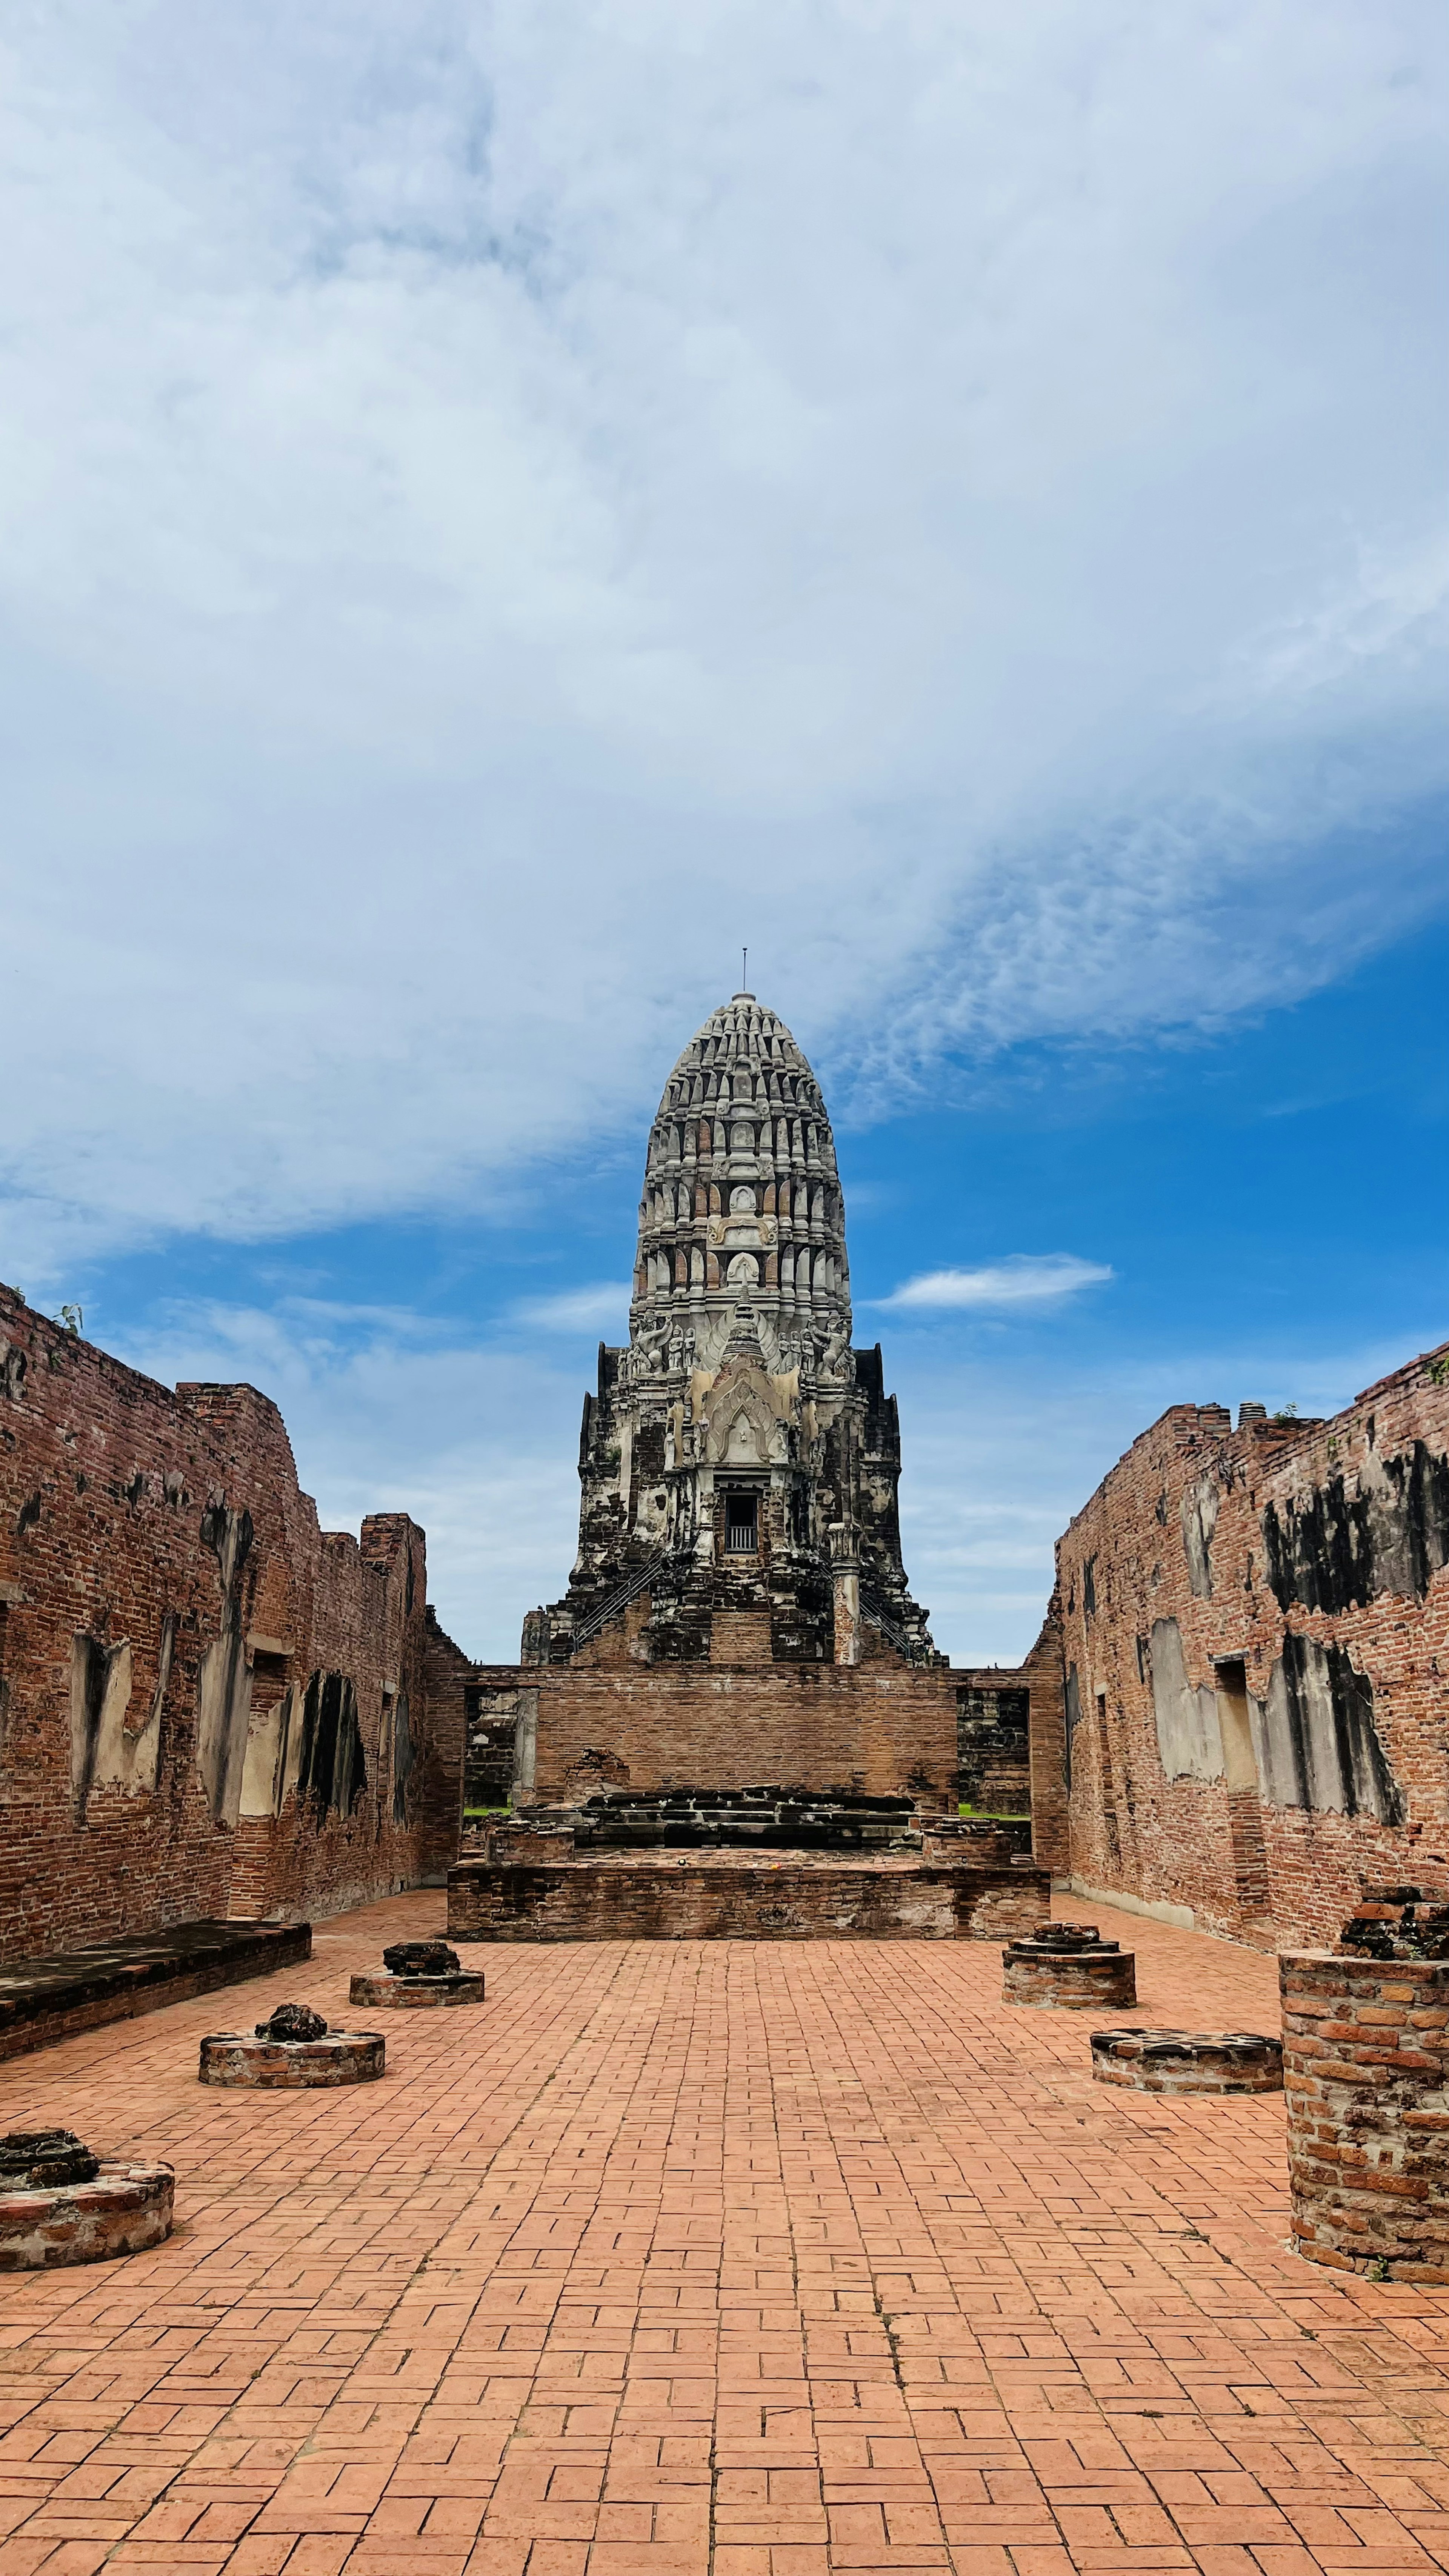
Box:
[1090,2029,1283,2093]
[1003,1926,1137,2009]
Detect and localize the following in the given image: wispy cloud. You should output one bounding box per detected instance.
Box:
[876,1256,1115,1312]
[514,1283,631,1333]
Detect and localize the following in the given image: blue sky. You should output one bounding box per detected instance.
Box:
[2,1,1446,1662]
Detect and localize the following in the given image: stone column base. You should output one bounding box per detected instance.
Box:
[199,2032,385,2086]
[1003,1933,1137,2009]
[1091,2029,1283,2093]
[0,2161,174,2269]
[348,1972,485,2008]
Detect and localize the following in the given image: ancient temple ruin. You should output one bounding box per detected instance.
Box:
[434,989,1067,1852]
[495,991,978,1823]
[525,989,939,1673]
[433,987,1071,1943]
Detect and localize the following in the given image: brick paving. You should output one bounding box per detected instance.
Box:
[2,1896,1449,2575]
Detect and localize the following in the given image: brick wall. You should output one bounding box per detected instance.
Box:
[1053,1344,1449,1947]
[1021,1613,1070,1877]
[526,1653,959,1804]
[955,1617,1068,1875]
[0,1285,461,1959]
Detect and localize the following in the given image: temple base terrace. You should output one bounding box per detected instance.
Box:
[2,1889,1447,2574]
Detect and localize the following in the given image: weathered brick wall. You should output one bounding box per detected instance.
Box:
[955,1673,1030,1810]
[0,1285,460,1958]
[428,1634,537,1815]
[1021,1610,1071,1878]
[526,1653,959,1804]
[955,1616,1068,1875]
[1053,1344,1449,1947]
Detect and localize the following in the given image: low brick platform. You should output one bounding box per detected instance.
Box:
[1091,2027,1284,2093]
[448,1849,1050,1942]
[0,2157,174,2269]
[198,2029,385,2087]
[921,1820,1018,1865]
[1003,1924,1137,2007]
[1283,1947,1449,2281]
[0,1918,312,2063]
[348,1970,485,2008]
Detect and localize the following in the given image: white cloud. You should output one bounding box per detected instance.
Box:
[515,1282,631,1332]
[0,0,1445,1276]
[877,1256,1114,1311]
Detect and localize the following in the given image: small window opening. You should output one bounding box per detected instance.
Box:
[725,1493,758,1554]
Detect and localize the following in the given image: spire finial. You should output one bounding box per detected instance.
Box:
[742,945,748,990]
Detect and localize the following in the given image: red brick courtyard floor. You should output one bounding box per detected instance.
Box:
[3,1893,1449,2576]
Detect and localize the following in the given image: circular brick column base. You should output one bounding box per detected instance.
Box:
[0,2162,174,2269]
[198,2032,385,2086]
[1283,1949,1449,2281]
[1091,2029,1283,2093]
[1003,1932,1137,2009]
[348,1972,485,2009]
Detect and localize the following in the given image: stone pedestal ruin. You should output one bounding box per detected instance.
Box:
[1091,2028,1283,2093]
[1003,1923,1137,2008]
[1283,1889,1449,2280]
[349,1939,484,2009]
[451,1803,1049,1943]
[921,1817,1033,1868]
[0,2130,174,2269]
[198,2001,385,2088]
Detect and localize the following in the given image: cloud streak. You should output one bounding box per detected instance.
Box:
[514,1283,631,1333]
[875,1257,1115,1313]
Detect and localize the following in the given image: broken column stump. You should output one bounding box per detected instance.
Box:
[1003,1923,1137,2009]
[921,1820,1017,1867]
[349,1940,485,2009]
[0,2130,174,2269]
[198,2001,385,2088]
[1091,2029,1283,2093]
[1283,1890,1449,2281]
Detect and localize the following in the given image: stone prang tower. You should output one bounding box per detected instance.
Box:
[524,990,940,1669]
